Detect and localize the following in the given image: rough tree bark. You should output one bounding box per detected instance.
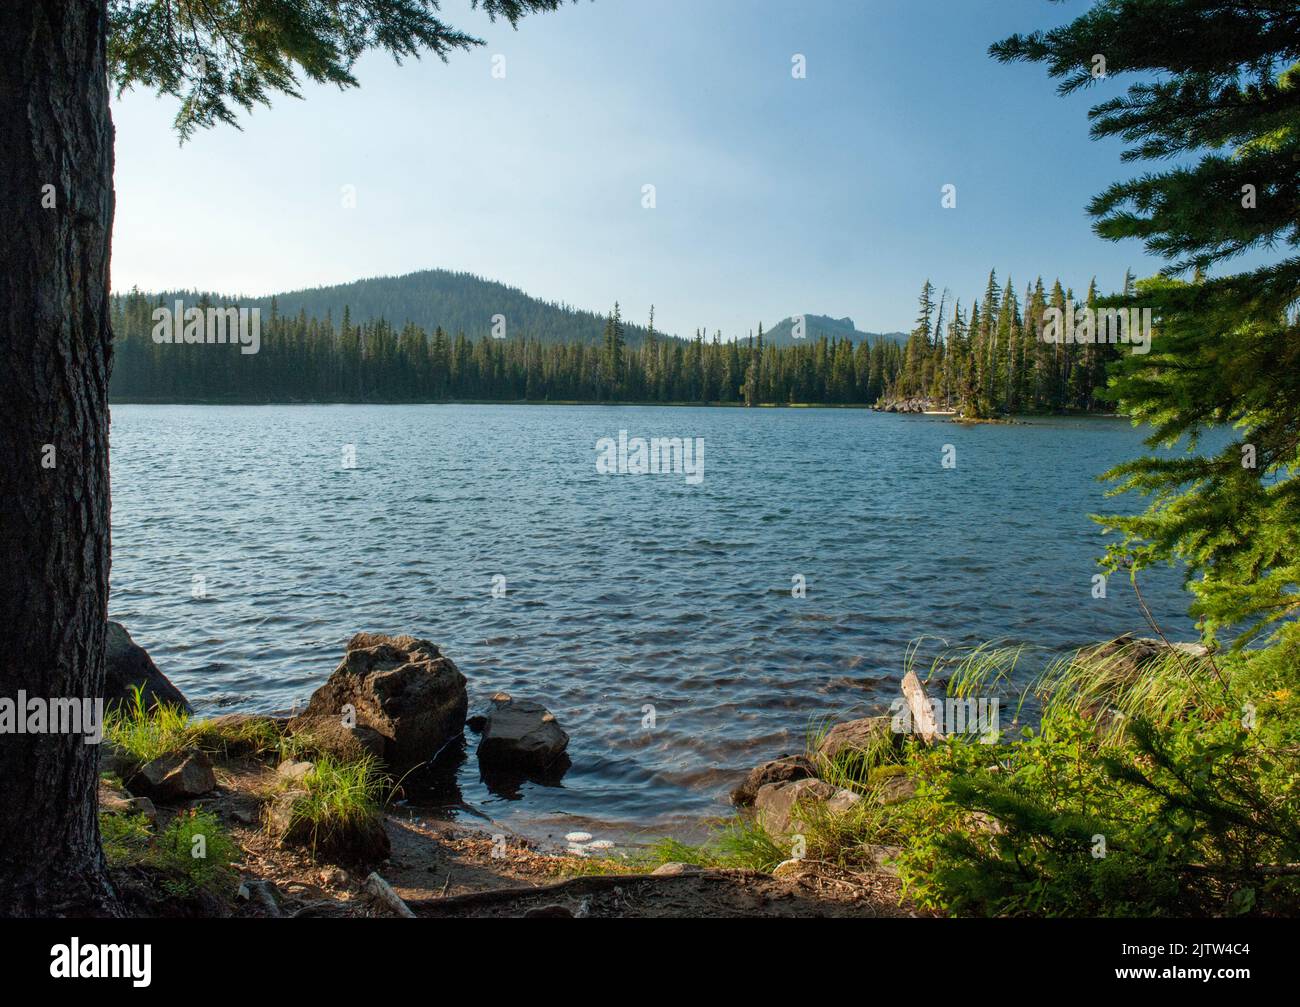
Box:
[0,0,118,915]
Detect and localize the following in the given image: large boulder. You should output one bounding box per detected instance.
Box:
[1076,635,1211,724]
[297,633,468,768]
[754,778,860,836]
[477,693,569,773]
[287,715,386,764]
[104,621,192,714]
[1078,635,1209,682]
[816,716,897,762]
[730,754,817,807]
[128,751,217,802]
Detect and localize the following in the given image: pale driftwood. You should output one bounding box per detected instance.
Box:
[364,871,417,918]
[407,869,750,914]
[901,670,939,744]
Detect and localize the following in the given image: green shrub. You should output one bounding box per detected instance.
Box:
[674,639,1298,917]
[153,810,239,898]
[100,812,152,868]
[886,640,1300,916]
[100,808,238,900]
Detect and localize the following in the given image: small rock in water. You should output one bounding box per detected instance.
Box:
[478,694,570,773]
[730,754,818,807]
[565,831,593,844]
[586,839,615,851]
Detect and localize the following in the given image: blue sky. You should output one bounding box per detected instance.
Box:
[110,0,1169,338]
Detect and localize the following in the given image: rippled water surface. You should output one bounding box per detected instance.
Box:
[109,404,1196,842]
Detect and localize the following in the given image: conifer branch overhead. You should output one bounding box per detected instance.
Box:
[107,0,573,140]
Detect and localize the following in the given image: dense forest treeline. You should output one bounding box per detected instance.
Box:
[893,269,1137,416]
[109,269,1132,410]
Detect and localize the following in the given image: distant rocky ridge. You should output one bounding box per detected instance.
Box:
[761,314,907,348]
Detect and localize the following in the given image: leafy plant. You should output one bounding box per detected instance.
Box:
[100,808,238,901]
[153,810,239,899]
[886,642,1300,917]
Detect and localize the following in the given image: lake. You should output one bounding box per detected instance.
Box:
[108,403,1197,845]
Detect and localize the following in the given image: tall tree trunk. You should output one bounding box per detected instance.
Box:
[0,0,118,915]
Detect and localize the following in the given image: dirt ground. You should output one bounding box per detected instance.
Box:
[113,756,923,919]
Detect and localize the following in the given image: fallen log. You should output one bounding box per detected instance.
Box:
[407,868,755,914]
[364,871,417,918]
[901,670,940,743]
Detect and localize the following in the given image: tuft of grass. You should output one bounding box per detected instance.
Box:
[189,715,282,758]
[816,734,901,793]
[273,753,387,854]
[276,726,341,765]
[558,853,641,877]
[101,811,152,867]
[1034,640,1220,743]
[642,815,788,873]
[106,685,284,770]
[644,836,715,868]
[105,685,196,769]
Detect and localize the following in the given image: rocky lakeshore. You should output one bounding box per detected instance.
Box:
[96,622,1227,918]
[872,397,1026,423]
[97,625,923,918]
[872,396,954,415]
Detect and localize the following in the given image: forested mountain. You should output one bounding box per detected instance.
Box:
[207,269,656,346]
[761,314,907,347]
[108,268,1128,411]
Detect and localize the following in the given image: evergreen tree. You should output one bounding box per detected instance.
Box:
[601,302,625,396]
[0,0,574,918]
[902,279,936,397]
